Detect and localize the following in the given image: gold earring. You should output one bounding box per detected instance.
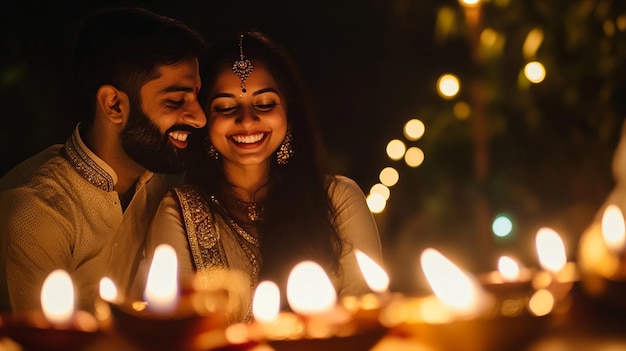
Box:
[205,137,219,161]
[276,130,294,165]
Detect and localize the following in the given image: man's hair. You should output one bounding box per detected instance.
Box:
[71,7,206,127]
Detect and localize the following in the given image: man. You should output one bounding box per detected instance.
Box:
[0,7,207,312]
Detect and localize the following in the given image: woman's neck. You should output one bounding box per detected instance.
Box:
[221,161,269,202]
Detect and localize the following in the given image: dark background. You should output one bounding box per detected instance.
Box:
[2,0,625,292]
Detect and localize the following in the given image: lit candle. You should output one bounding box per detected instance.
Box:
[478,255,534,298]
[355,249,390,294]
[2,270,100,351]
[534,227,576,301]
[420,248,493,319]
[287,261,337,316]
[105,244,230,351]
[601,204,626,256]
[144,244,179,315]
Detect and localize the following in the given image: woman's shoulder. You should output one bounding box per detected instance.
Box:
[327,174,366,199]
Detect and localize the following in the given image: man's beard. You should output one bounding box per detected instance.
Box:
[120,107,194,173]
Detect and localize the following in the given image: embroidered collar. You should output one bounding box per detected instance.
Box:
[64,126,115,191]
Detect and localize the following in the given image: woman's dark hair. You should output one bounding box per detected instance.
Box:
[188,30,344,295]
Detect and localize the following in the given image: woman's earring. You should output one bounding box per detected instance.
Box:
[276,129,294,165]
[205,137,220,161]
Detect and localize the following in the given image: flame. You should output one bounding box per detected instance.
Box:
[420,248,490,317]
[144,244,179,314]
[99,277,118,303]
[497,256,520,282]
[41,269,74,324]
[286,261,336,315]
[601,204,626,253]
[252,281,280,322]
[535,227,567,274]
[355,249,389,293]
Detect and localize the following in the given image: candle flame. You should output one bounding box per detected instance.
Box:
[99,277,118,303]
[355,249,389,293]
[252,281,280,322]
[41,269,74,324]
[601,204,626,253]
[497,256,520,282]
[286,261,336,315]
[144,244,179,314]
[420,248,489,317]
[535,227,567,273]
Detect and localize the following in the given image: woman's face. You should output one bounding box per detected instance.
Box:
[206,61,287,168]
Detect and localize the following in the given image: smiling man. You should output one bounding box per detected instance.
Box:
[0,7,207,312]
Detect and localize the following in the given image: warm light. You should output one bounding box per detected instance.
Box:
[528,289,554,317]
[379,167,399,187]
[286,261,336,315]
[370,183,390,201]
[386,139,406,160]
[524,61,546,83]
[535,227,567,274]
[41,269,74,325]
[366,193,387,214]
[601,204,626,253]
[437,74,460,99]
[480,28,498,47]
[497,256,520,282]
[144,244,179,314]
[522,28,544,59]
[459,0,481,7]
[404,147,425,168]
[420,248,490,317]
[252,281,280,323]
[355,250,389,293]
[453,101,471,119]
[99,277,118,303]
[404,119,425,141]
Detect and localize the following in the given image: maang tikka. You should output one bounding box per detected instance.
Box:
[232,34,253,95]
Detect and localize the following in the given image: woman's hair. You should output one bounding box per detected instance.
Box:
[187,30,343,294]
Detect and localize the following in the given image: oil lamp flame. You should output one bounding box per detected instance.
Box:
[99,277,118,303]
[601,204,626,253]
[41,269,74,325]
[420,248,489,317]
[286,261,336,315]
[252,280,280,322]
[497,255,520,282]
[355,249,389,293]
[535,227,567,274]
[144,244,179,314]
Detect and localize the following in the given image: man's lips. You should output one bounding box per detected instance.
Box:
[169,131,190,149]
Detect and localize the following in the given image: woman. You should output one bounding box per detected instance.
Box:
[145,30,382,323]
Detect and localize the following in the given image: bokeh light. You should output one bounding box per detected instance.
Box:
[405,147,425,168]
[404,119,425,141]
[524,61,545,83]
[367,193,386,214]
[453,101,471,120]
[370,183,390,200]
[379,167,399,187]
[492,214,513,238]
[386,139,406,161]
[437,74,460,99]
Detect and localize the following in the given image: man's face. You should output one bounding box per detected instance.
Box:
[121,58,206,173]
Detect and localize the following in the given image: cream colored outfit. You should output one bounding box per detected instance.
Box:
[0,126,174,312]
[145,175,383,323]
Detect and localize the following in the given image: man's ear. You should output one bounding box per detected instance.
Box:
[96,85,130,124]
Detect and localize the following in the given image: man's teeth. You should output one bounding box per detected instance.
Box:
[232,133,264,144]
[169,132,188,141]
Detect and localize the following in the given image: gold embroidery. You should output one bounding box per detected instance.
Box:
[64,133,114,191]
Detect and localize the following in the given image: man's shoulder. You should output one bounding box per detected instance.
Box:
[0,145,66,191]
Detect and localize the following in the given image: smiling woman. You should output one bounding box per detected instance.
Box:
[143,30,384,324]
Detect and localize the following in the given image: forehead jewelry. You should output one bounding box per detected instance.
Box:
[232,34,254,96]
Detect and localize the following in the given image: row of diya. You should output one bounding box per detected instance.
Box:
[1,203,626,351]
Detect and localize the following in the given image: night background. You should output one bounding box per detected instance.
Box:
[2,0,626,293]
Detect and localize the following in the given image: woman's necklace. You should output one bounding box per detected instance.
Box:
[229,195,264,222]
